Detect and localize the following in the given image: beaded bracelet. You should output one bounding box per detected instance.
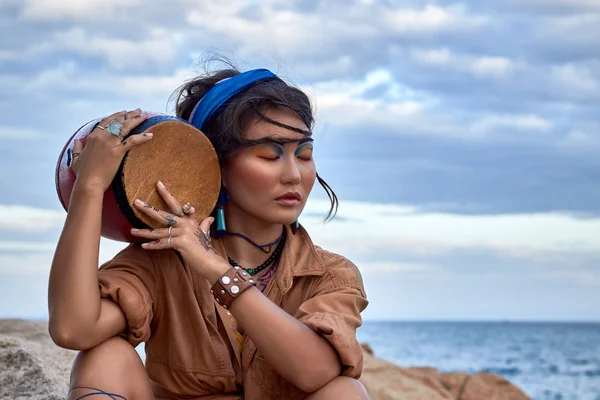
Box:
[210,267,256,309]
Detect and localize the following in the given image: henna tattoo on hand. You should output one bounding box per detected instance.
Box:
[195,227,217,254]
[150,239,161,245]
[144,203,152,209]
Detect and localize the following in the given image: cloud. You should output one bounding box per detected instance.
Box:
[0,242,57,252]
[301,199,600,257]
[0,205,65,232]
[25,66,190,99]
[361,262,437,275]
[471,114,553,134]
[0,126,43,140]
[0,237,126,276]
[384,4,488,33]
[411,48,514,78]
[21,0,144,21]
[507,0,600,13]
[33,28,180,70]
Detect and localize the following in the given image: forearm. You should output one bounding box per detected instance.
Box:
[48,183,105,340]
[229,287,341,392]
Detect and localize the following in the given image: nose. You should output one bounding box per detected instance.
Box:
[281,156,301,185]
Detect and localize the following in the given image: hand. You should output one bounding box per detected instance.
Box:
[130,181,230,283]
[70,109,152,193]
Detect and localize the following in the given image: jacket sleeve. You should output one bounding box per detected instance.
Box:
[294,251,368,378]
[97,244,158,347]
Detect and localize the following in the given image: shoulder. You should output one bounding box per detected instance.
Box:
[100,244,151,269]
[313,246,365,296]
[99,244,178,274]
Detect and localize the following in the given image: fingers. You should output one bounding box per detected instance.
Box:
[73,138,84,154]
[131,224,175,250]
[121,131,153,151]
[130,226,171,240]
[93,109,148,144]
[182,203,195,216]
[131,212,217,254]
[199,217,215,236]
[122,108,143,122]
[121,109,147,132]
[133,199,179,226]
[103,110,128,125]
[68,139,84,173]
[156,181,185,217]
[140,237,172,250]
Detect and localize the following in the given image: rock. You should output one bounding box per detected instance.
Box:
[0,320,530,400]
[454,373,531,400]
[359,344,531,400]
[0,319,77,400]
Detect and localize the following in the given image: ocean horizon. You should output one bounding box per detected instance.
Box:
[357,320,600,400]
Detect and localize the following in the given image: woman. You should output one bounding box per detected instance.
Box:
[48,67,369,400]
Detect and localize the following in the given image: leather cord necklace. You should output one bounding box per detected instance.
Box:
[227,232,286,275]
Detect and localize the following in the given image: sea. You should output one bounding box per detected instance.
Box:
[357,321,600,400]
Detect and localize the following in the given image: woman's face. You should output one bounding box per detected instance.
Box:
[222,107,316,225]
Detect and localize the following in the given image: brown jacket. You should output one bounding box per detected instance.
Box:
[97,225,368,399]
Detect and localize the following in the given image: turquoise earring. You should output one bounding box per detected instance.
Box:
[215,191,229,238]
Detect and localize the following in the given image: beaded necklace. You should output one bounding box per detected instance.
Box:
[227,232,286,275]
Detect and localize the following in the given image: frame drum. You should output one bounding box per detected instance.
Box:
[55,113,221,242]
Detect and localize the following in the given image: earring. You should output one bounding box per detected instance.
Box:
[215,191,229,238]
[291,220,299,235]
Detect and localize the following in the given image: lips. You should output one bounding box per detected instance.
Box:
[275,192,301,201]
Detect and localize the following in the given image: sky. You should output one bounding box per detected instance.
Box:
[0,0,599,322]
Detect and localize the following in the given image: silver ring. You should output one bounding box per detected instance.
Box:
[96,124,105,130]
[176,211,185,218]
[168,236,172,248]
[166,214,177,226]
[168,226,172,235]
[182,203,195,215]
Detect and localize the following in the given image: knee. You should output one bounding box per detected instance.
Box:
[69,337,152,400]
[307,376,370,400]
[70,336,145,385]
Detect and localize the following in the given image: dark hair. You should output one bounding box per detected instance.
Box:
[170,67,338,221]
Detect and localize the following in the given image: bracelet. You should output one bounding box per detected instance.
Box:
[211,267,255,309]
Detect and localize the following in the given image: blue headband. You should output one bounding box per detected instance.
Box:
[188,68,277,132]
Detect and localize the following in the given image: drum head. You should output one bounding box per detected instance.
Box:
[114,117,221,230]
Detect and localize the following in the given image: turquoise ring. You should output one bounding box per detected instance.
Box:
[106,119,125,140]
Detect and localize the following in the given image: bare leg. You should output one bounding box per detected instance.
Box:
[68,337,154,400]
[305,376,370,400]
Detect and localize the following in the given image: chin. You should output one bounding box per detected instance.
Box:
[260,211,301,226]
[251,201,305,225]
